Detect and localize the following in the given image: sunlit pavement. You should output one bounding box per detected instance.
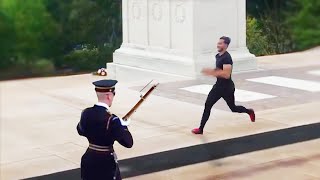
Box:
[1,49,320,180]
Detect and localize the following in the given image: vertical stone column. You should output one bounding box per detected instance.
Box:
[108,0,257,79]
[193,0,257,75]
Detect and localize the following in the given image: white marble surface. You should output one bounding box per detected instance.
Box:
[181,84,276,102]
[308,70,320,76]
[109,0,257,79]
[247,76,320,92]
[2,48,320,180]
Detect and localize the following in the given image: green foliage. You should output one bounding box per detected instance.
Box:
[46,0,121,71]
[62,46,113,71]
[0,58,55,79]
[45,0,121,48]
[30,59,55,75]
[247,0,319,54]
[246,17,272,56]
[0,0,122,79]
[246,0,295,55]
[247,0,294,20]
[288,0,320,50]
[2,0,318,79]
[0,4,16,69]
[259,14,294,54]
[1,0,60,61]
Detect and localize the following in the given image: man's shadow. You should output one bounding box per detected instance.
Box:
[119,122,320,178]
[25,122,320,180]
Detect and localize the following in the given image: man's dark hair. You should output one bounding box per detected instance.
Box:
[220,36,231,45]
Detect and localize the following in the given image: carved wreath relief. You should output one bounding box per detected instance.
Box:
[151,2,163,21]
[175,2,186,23]
[132,1,142,20]
[131,0,186,23]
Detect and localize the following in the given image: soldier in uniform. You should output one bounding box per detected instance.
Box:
[77,79,133,180]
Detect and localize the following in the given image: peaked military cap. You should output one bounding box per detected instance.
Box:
[93,79,118,93]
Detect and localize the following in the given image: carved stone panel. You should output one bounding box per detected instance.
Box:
[128,0,148,45]
[174,2,186,23]
[148,0,170,48]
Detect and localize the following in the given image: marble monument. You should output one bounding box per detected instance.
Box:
[108,0,257,79]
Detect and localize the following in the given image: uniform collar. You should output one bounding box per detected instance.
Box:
[95,102,110,110]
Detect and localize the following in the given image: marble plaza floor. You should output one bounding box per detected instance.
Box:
[1,48,320,180]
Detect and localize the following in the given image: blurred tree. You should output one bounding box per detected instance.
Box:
[288,0,320,50]
[0,10,16,69]
[247,16,273,56]
[246,0,295,54]
[1,0,60,65]
[45,0,122,69]
[1,0,121,78]
[45,0,121,49]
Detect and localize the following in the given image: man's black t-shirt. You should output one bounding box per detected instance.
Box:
[215,51,233,85]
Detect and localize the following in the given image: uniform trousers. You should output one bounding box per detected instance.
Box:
[81,149,121,180]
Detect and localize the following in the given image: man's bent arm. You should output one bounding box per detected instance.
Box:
[214,64,232,79]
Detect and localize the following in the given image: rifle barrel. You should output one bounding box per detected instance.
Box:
[122,83,159,120]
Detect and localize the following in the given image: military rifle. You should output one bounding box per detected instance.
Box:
[122,82,159,121]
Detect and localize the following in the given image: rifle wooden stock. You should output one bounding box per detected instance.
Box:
[122,83,159,121]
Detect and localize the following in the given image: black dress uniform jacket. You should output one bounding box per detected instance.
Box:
[77,104,133,180]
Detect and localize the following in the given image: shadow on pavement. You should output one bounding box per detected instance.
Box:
[25,122,320,180]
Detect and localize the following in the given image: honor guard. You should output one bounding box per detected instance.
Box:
[77,79,133,180]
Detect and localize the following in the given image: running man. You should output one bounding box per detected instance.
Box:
[192,36,255,135]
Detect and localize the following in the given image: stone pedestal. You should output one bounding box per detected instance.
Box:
[108,0,257,79]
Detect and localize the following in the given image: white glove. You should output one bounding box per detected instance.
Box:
[119,118,131,126]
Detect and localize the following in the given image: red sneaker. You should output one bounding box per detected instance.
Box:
[192,128,203,134]
[248,109,255,122]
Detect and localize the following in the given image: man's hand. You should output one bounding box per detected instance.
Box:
[201,68,217,76]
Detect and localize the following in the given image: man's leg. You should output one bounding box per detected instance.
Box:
[222,87,255,122]
[194,86,222,134]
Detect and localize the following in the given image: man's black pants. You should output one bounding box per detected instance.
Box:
[200,82,249,130]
